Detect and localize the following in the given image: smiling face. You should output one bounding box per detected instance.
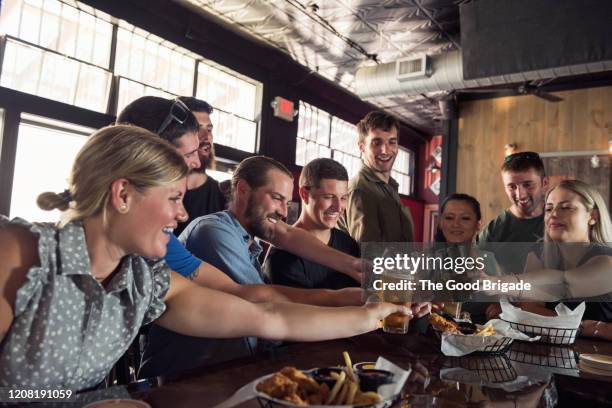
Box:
[502,168,547,218]
[439,199,481,243]
[359,127,398,176]
[193,111,214,169]
[174,131,201,174]
[302,178,349,230]
[121,177,188,258]
[545,187,594,243]
[244,169,294,240]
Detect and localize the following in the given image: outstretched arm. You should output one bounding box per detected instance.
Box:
[482,253,612,301]
[158,272,410,341]
[266,219,362,283]
[193,261,363,306]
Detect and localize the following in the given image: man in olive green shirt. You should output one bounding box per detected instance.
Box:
[338,111,414,242]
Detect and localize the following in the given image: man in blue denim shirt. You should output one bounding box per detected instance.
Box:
[181,210,265,284]
[180,156,293,283]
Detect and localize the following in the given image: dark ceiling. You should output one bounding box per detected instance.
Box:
[176,0,465,135]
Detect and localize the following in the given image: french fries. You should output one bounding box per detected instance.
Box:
[346,382,358,405]
[343,351,358,383]
[475,324,494,337]
[326,370,346,404]
[326,351,384,406]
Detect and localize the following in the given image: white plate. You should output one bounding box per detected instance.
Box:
[579,361,612,377]
[579,354,612,371]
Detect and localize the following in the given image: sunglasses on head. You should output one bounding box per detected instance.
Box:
[504,151,541,163]
[157,98,191,136]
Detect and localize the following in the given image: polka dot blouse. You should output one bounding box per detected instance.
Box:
[0,217,171,390]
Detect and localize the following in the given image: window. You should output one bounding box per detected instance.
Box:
[0,0,113,67]
[115,23,197,99]
[296,101,360,176]
[196,62,260,153]
[9,113,93,222]
[0,0,113,112]
[392,147,414,195]
[0,0,265,214]
[330,116,361,178]
[0,37,112,112]
[115,77,177,116]
[295,102,332,166]
[0,0,263,151]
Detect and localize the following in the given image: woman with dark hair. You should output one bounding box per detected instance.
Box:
[435,193,483,244]
[433,193,500,322]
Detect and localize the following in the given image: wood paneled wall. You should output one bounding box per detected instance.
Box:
[457,86,612,225]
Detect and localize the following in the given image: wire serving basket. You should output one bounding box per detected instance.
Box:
[501,320,578,345]
[433,329,514,356]
[472,337,514,356]
[507,342,578,370]
[443,354,518,383]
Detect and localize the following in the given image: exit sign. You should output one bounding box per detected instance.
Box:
[272,96,295,122]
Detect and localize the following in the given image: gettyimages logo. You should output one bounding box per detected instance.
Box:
[371,253,487,275]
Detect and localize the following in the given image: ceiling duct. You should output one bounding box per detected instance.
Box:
[355,50,612,99]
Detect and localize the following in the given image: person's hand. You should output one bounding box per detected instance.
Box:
[410,302,432,318]
[485,303,502,320]
[364,302,412,330]
[431,302,445,312]
[579,320,606,338]
[347,257,367,284]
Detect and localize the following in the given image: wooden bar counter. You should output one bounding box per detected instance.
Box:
[114,331,612,408]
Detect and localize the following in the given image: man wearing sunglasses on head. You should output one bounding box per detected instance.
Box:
[173,97,226,237]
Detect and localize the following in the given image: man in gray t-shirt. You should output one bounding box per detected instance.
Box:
[477,151,548,274]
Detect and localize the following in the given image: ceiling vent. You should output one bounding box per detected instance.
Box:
[356,50,612,99]
[396,55,432,81]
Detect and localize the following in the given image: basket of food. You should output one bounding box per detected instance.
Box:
[255,366,392,408]
[214,352,409,408]
[499,300,583,345]
[429,313,537,357]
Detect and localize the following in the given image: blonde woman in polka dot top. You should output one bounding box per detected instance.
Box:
[0,124,410,391]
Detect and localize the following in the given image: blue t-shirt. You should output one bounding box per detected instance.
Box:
[179,210,264,284]
[164,233,201,277]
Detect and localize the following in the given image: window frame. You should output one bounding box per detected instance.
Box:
[391,146,416,196]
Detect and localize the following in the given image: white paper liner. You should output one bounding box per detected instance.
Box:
[441,319,539,357]
[499,299,585,329]
[373,357,411,399]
